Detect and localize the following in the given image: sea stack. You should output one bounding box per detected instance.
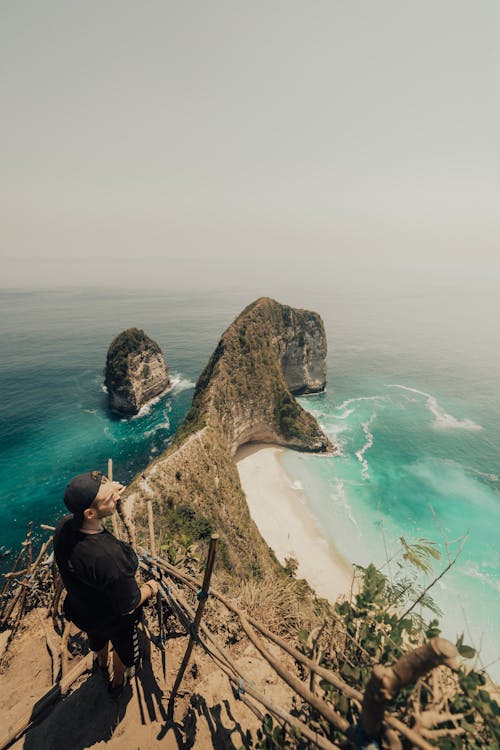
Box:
[175,296,332,453]
[104,328,170,414]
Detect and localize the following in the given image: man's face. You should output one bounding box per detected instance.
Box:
[91,478,123,519]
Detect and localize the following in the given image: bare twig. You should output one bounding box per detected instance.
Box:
[36,609,61,683]
[398,539,466,622]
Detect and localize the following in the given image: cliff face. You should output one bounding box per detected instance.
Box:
[279,307,327,395]
[104,328,170,415]
[128,298,334,579]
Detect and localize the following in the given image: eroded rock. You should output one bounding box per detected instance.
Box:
[104,328,170,414]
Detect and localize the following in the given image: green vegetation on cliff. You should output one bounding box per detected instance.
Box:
[249,557,500,749]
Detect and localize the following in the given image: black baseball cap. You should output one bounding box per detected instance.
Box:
[64,471,104,515]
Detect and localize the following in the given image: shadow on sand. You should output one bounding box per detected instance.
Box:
[20,630,252,750]
[22,670,133,750]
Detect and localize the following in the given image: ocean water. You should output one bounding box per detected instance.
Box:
[0,282,498,678]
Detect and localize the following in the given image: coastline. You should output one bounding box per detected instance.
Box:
[236,443,353,602]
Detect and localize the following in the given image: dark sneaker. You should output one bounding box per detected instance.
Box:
[108,668,132,699]
[92,658,110,681]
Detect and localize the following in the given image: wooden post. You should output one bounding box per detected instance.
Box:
[0,524,31,603]
[108,458,120,538]
[146,498,156,557]
[167,534,219,714]
[0,523,33,626]
[360,638,459,740]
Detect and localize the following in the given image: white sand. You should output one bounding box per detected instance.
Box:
[236,444,353,602]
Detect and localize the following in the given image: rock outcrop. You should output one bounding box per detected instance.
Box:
[278,306,327,394]
[104,328,170,414]
[175,297,331,454]
[127,298,334,580]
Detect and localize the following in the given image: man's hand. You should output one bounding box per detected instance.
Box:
[145,579,159,598]
[139,578,160,606]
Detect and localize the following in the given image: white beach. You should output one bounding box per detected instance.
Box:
[236,444,353,602]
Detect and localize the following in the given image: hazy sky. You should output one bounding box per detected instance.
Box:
[1,1,498,290]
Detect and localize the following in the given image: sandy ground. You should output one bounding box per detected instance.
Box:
[236,444,353,602]
[1,608,294,749]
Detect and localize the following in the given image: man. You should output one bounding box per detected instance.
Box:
[53,470,159,694]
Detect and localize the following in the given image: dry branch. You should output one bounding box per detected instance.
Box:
[360,638,459,739]
[163,574,341,750]
[36,609,61,683]
[151,556,443,750]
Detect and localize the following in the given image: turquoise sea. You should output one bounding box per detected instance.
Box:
[0,282,498,679]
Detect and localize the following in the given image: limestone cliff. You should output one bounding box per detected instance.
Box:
[104,328,170,415]
[127,298,334,580]
[175,297,331,453]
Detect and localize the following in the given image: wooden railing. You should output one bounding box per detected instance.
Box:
[0,514,461,750]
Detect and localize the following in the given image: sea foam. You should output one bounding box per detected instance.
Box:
[335,408,355,420]
[171,374,196,392]
[144,419,171,438]
[337,395,386,410]
[130,383,174,420]
[386,384,482,431]
[355,413,376,480]
[331,480,359,529]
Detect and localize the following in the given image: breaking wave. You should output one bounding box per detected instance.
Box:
[331,480,359,529]
[459,563,500,594]
[144,419,171,438]
[386,384,482,431]
[337,395,386,410]
[171,374,195,392]
[335,408,355,420]
[355,413,376,480]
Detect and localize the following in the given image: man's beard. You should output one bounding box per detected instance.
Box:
[96,505,116,519]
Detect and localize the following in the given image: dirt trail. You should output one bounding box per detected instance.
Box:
[0,609,294,749]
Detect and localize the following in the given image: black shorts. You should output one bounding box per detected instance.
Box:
[87,611,140,668]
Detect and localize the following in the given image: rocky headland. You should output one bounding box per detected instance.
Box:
[126,297,335,580]
[2,298,497,750]
[104,328,170,414]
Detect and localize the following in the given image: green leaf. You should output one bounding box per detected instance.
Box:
[298,629,309,647]
[272,726,285,744]
[457,644,476,659]
[341,663,362,682]
[400,536,441,572]
[425,623,442,639]
[263,714,273,733]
